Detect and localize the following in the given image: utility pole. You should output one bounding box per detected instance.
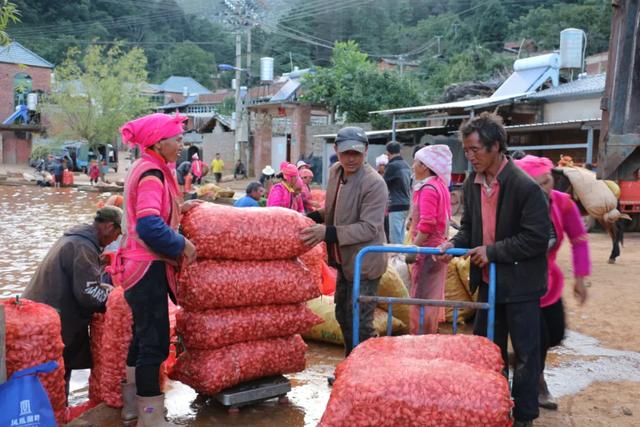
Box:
[245,26,252,168]
[234,31,242,163]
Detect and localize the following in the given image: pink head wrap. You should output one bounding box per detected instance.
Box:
[299,168,314,179]
[120,113,188,149]
[280,162,299,179]
[414,144,453,186]
[515,155,554,178]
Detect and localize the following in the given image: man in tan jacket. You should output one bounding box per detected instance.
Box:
[302,126,388,358]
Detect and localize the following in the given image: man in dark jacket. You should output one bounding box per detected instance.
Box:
[22,206,123,397]
[440,113,549,427]
[383,141,411,244]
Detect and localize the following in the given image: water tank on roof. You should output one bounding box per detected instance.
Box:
[232,78,237,90]
[560,28,586,69]
[183,86,189,97]
[27,93,38,111]
[260,57,274,82]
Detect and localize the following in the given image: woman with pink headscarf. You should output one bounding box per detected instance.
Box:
[113,113,199,426]
[190,152,205,185]
[406,144,452,334]
[515,154,590,411]
[266,162,305,212]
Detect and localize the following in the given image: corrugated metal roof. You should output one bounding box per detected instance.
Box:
[314,125,446,139]
[505,118,601,132]
[370,93,528,115]
[0,41,53,68]
[156,95,197,110]
[159,76,212,95]
[526,74,605,100]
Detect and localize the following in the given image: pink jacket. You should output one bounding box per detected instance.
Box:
[266,182,304,213]
[411,176,451,247]
[111,150,182,295]
[191,159,204,178]
[542,190,591,307]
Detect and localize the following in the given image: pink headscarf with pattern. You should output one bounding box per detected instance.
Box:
[414,144,452,186]
[280,162,299,179]
[120,113,188,149]
[515,155,554,178]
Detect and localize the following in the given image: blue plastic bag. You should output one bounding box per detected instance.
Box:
[0,360,58,427]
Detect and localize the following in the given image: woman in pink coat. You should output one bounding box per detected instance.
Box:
[266,162,305,213]
[406,145,452,334]
[515,155,591,410]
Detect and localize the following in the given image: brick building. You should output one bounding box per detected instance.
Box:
[0,42,53,165]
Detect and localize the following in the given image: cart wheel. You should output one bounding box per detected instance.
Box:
[277,395,289,404]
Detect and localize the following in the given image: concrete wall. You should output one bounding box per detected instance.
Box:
[543,98,602,122]
[202,125,235,173]
[0,64,51,122]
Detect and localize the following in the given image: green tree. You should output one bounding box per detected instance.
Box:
[156,42,216,87]
[43,44,150,147]
[301,41,421,128]
[0,0,19,44]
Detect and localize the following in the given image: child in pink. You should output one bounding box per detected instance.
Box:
[89,160,100,185]
[515,155,591,410]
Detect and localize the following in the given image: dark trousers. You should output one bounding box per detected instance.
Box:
[540,298,565,372]
[334,267,380,356]
[214,172,222,183]
[474,284,541,422]
[125,261,170,397]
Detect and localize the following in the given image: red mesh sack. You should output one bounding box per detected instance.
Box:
[170,335,307,395]
[320,263,337,296]
[298,243,326,289]
[177,304,322,349]
[309,189,326,208]
[88,313,106,403]
[336,334,504,378]
[320,356,513,427]
[181,203,314,260]
[2,298,66,425]
[178,259,320,310]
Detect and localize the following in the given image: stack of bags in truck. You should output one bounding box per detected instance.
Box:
[170,203,323,395]
[320,334,513,427]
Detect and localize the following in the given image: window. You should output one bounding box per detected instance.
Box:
[14,73,32,108]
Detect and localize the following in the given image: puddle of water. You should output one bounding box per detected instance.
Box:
[546,330,640,398]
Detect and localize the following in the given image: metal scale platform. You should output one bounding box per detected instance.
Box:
[214,375,291,409]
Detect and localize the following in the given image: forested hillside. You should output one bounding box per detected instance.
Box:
[8,0,611,98]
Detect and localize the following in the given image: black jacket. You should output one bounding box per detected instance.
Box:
[450,160,550,303]
[383,156,412,212]
[23,224,107,369]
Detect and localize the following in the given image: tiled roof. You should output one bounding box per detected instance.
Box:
[526,74,605,100]
[0,41,54,68]
[159,76,212,95]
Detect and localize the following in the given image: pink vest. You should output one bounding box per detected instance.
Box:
[191,160,203,178]
[410,176,451,247]
[110,151,182,295]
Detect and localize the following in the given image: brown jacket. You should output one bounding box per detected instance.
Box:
[319,162,388,281]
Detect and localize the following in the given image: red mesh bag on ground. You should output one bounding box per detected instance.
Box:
[321,334,512,427]
[89,288,174,407]
[181,203,314,260]
[336,334,504,377]
[2,298,66,425]
[177,304,322,349]
[170,335,307,395]
[178,259,320,310]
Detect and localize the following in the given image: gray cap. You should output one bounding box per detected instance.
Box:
[335,126,368,153]
[95,206,123,227]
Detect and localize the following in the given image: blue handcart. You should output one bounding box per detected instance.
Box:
[352,245,496,348]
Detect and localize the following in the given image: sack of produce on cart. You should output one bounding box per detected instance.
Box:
[302,296,406,346]
[178,259,320,310]
[388,254,411,291]
[376,265,411,330]
[170,335,307,395]
[181,203,314,260]
[298,243,327,289]
[177,304,322,349]
[336,334,504,376]
[321,356,512,427]
[2,297,67,425]
[444,258,476,323]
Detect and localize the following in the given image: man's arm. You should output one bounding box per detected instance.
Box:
[487,183,550,262]
[333,178,388,245]
[70,243,109,313]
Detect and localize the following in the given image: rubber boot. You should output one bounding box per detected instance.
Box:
[136,394,178,427]
[538,375,558,410]
[121,366,137,424]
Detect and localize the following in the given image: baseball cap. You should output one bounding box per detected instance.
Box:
[95,206,123,227]
[335,126,368,153]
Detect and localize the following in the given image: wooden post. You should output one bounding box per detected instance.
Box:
[0,304,6,384]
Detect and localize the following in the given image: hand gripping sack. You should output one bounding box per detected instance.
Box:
[0,361,58,427]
